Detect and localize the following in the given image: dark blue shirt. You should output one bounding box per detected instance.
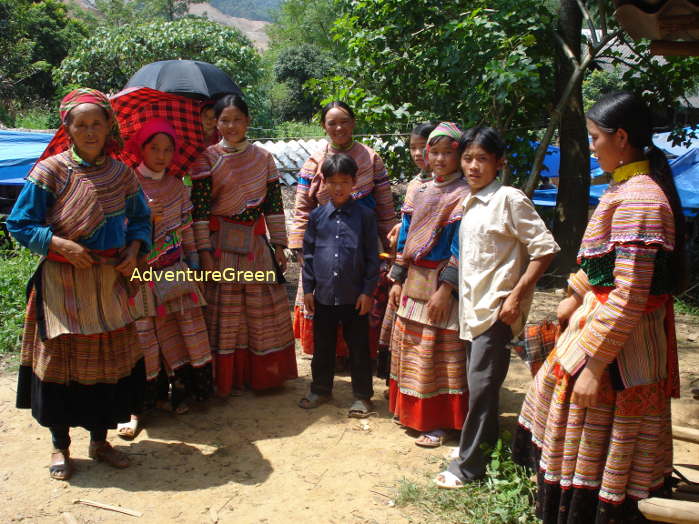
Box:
[302,198,379,306]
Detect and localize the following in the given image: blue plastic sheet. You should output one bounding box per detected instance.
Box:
[0,130,53,185]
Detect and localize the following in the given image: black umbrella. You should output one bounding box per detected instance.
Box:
[124,60,243,100]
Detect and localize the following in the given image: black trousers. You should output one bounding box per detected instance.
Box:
[311,301,373,400]
[49,425,108,450]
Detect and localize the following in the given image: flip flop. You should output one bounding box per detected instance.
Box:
[347,399,376,418]
[117,418,140,440]
[434,470,465,490]
[298,392,331,409]
[415,430,446,448]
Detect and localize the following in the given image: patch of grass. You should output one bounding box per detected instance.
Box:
[0,245,39,353]
[675,295,699,317]
[395,437,538,524]
[13,107,53,130]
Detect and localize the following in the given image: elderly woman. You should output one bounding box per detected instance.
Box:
[7,88,151,480]
[513,91,685,522]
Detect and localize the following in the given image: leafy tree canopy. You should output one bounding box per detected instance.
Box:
[209,0,280,22]
[54,18,264,114]
[309,0,557,183]
[0,0,88,102]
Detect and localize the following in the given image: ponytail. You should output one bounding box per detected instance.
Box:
[647,144,688,294]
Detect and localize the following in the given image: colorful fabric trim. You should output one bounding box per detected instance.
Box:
[612,160,650,184]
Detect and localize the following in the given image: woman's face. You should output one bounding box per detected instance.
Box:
[460,144,502,191]
[427,138,459,177]
[409,135,428,171]
[217,105,250,144]
[142,133,175,173]
[587,119,624,173]
[66,103,110,161]
[201,107,217,136]
[322,107,355,147]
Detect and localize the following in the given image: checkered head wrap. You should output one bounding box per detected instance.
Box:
[59,88,123,153]
[426,122,462,155]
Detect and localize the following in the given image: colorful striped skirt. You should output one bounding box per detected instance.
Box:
[389,314,468,432]
[17,289,144,429]
[513,294,673,523]
[206,235,297,393]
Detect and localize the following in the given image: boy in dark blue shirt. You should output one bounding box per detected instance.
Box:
[298,153,379,417]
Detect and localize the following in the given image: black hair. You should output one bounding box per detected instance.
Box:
[214,94,249,119]
[411,122,436,139]
[458,126,506,158]
[320,153,358,181]
[587,90,687,293]
[320,101,355,124]
[143,131,175,148]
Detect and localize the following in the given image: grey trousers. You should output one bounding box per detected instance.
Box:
[448,320,512,481]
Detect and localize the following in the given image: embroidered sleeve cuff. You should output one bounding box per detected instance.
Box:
[193,221,212,251]
[439,265,458,289]
[568,270,591,298]
[389,263,407,284]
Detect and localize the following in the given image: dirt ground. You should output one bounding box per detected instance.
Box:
[1,285,697,524]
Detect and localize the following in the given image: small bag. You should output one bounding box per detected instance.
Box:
[150,261,199,305]
[403,262,445,302]
[512,320,558,377]
[216,218,254,255]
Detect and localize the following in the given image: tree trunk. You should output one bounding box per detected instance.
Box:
[551,0,590,275]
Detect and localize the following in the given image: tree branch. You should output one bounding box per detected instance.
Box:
[576,0,598,46]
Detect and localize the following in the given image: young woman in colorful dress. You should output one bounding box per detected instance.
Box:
[7,88,152,479]
[386,122,471,448]
[512,91,685,522]
[117,118,213,439]
[191,94,297,395]
[290,101,398,359]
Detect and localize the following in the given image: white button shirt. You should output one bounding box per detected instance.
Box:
[457,180,560,341]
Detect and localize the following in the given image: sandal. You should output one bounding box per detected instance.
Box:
[347,399,376,418]
[117,416,140,440]
[49,449,72,481]
[298,392,331,409]
[415,430,446,448]
[434,470,465,489]
[89,441,130,469]
[156,400,190,415]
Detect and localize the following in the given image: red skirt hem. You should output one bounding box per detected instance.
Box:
[214,344,298,394]
[389,379,467,432]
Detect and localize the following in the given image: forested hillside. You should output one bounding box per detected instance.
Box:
[208,0,281,21]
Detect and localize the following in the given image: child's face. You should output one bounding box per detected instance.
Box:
[142,133,175,173]
[324,172,355,207]
[427,138,459,177]
[461,144,503,191]
[217,105,249,144]
[409,134,428,170]
[201,107,216,136]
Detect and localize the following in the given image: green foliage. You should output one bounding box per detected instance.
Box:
[209,0,280,22]
[267,0,345,58]
[54,18,265,118]
[273,44,336,122]
[582,68,626,113]
[93,0,193,25]
[396,437,537,523]
[309,0,556,186]
[0,0,88,104]
[0,245,38,354]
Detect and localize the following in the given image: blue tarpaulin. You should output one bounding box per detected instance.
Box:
[0,129,53,185]
[533,147,699,217]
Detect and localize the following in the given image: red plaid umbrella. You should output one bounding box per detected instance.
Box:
[38,87,206,178]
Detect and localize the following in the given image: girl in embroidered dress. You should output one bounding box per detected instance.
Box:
[386,123,470,447]
[290,101,398,359]
[7,88,152,480]
[377,122,436,388]
[117,119,213,439]
[191,95,297,395]
[512,91,685,523]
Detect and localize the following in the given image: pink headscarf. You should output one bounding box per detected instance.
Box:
[125,118,180,165]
